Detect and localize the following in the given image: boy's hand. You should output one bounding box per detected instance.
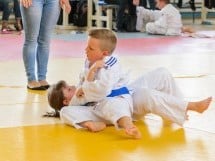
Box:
[76,88,84,98]
[60,0,71,14]
[90,60,105,72]
[87,60,105,82]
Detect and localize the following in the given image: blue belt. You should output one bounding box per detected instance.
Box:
[107,87,130,97]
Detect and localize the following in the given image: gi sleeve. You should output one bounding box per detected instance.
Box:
[81,67,119,102]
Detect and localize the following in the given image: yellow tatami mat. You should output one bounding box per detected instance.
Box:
[0,53,215,161]
[0,122,215,161]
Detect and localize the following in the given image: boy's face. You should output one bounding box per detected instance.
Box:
[85,37,106,64]
[62,84,76,105]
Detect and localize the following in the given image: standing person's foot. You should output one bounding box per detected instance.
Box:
[39,80,50,89]
[27,81,46,90]
[14,18,23,31]
[1,26,13,34]
[14,22,23,31]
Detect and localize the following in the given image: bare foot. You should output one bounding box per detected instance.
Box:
[83,121,106,132]
[182,26,196,33]
[133,0,140,6]
[125,126,142,139]
[188,97,212,113]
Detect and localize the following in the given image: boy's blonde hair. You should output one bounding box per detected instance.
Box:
[88,28,117,55]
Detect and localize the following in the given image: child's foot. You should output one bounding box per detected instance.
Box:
[133,0,140,6]
[125,126,142,139]
[182,26,196,33]
[188,97,212,113]
[83,121,106,132]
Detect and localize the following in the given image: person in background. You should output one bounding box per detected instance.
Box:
[133,0,183,35]
[0,0,13,33]
[116,0,136,32]
[13,0,23,31]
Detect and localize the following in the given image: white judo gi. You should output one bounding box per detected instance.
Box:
[129,67,187,125]
[136,4,182,35]
[60,59,187,128]
[60,56,133,129]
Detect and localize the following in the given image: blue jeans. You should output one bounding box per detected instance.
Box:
[20,0,60,82]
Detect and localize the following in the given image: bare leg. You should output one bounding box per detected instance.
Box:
[117,116,142,139]
[80,121,106,132]
[187,97,212,113]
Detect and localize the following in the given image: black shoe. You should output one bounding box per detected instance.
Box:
[27,85,46,90]
[41,85,50,90]
[189,0,196,11]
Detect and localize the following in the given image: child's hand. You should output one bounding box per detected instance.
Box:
[76,88,84,98]
[87,60,105,82]
[60,0,71,14]
[90,60,105,72]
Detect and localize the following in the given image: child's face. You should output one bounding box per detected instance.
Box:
[85,37,106,64]
[62,84,76,105]
[155,0,166,9]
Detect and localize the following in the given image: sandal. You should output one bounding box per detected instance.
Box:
[1,28,12,34]
[14,22,23,31]
[1,26,14,34]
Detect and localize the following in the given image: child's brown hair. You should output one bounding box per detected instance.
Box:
[47,80,67,113]
[88,28,117,55]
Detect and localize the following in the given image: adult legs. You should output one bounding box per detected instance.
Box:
[20,0,60,89]
[116,0,128,31]
[36,0,60,84]
[13,0,23,31]
[0,0,13,32]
